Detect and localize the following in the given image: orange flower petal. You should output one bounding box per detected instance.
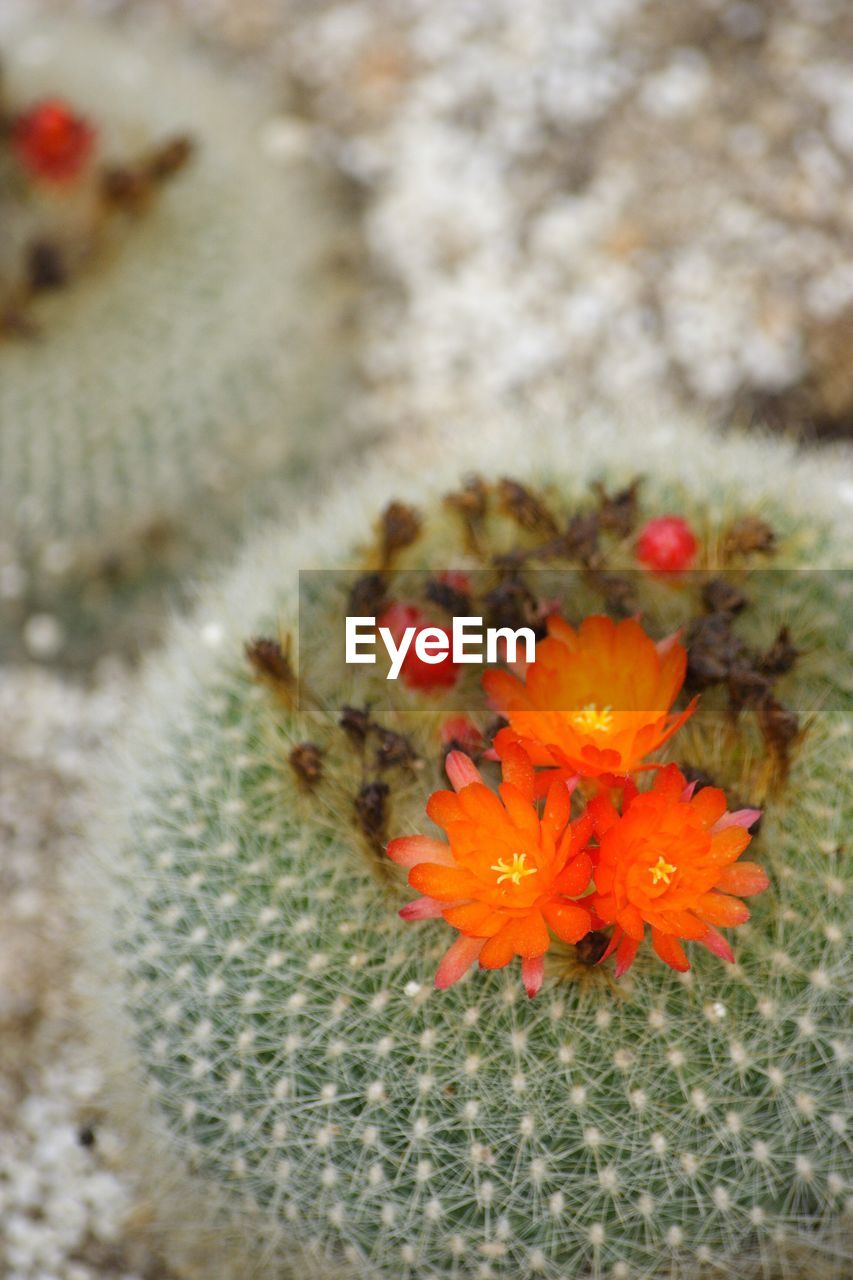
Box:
[618,904,646,940]
[495,738,536,801]
[541,899,591,945]
[651,929,689,971]
[714,861,770,897]
[708,826,753,865]
[689,786,729,829]
[553,852,593,898]
[442,901,507,936]
[696,892,751,927]
[409,863,478,901]
[478,923,518,969]
[482,666,530,714]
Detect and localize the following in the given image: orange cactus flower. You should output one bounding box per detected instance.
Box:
[588,764,767,974]
[483,613,697,783]
[387,746,594,997]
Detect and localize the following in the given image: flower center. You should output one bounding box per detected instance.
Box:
[572,702,614,733]
[649,855,677,886]
[491,852,538,886]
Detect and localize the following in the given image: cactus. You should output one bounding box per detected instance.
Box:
[0,5,361,665]
[77,414,852,1280]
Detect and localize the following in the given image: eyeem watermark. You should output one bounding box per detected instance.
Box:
[346,616,536,680]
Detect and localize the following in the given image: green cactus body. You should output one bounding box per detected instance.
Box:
[78,416,852,1279]
[0,6,362,664]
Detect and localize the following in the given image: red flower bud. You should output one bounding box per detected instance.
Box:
[636,515,697,573]
[11,100,95,183]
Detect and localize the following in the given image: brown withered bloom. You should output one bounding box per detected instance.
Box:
[444,474,489,551]
[685,612,744,689]
[145,134,194,182]
[497,477,559,535]
[701,578,747,616]
[339,704,372,746]
[375,728,417,770]
[483,573,541,634]
[378,500,422,566]
[592,477,642,537]
[723,515,776,558]
[348,572,388,618]
[564,511,601,565]
[584,570,637,618]
[759,625,800,676]
[355,781,390,847]
[424,575,472,616]
[100,164,148,210]
[758,697,800,771]
[245,636,294,686]
[574,931,611,967]
[289,742,324,789]
[727,663,773,715]
[100,135,195,212]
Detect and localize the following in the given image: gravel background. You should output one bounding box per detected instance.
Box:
[1,1,851,1276]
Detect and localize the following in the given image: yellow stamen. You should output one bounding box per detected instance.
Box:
[649,855,677,886]
[572,702,614,733]
[491,852,538,886]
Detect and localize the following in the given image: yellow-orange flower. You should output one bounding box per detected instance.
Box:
[387,745,593,997]
[483,614,697,782]
[588,764,767,974]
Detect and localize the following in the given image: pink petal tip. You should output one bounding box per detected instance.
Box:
[521,955,545,999]
[445,750,483,792]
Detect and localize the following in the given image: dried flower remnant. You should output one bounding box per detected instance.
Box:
[375,728,416,771]
[497,477,560,536]
[339,704,372,746]
[424,570,472,617]
[759,626,799,677]
[10,98,95,182]
[377,500,422,567]
[685,611,744,690]
[356,780,390,851]
[758,697,801,778]
[100,135,195,212]
[289,741,324,789]
[701,577,747,616]
[574,930,611,966]
[347,572,388,620]
[388,747,593,996]
[245,634,298,709]
[592,477,642,537]
[589,764,767,975]
[563,511,601,565]
[484,614,696,782]
[636,515,698,572]
[723,515,776,559]
[444,475,489,552]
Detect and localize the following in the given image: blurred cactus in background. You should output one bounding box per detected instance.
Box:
[77,415,851,1280]
[0,5,363,667]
